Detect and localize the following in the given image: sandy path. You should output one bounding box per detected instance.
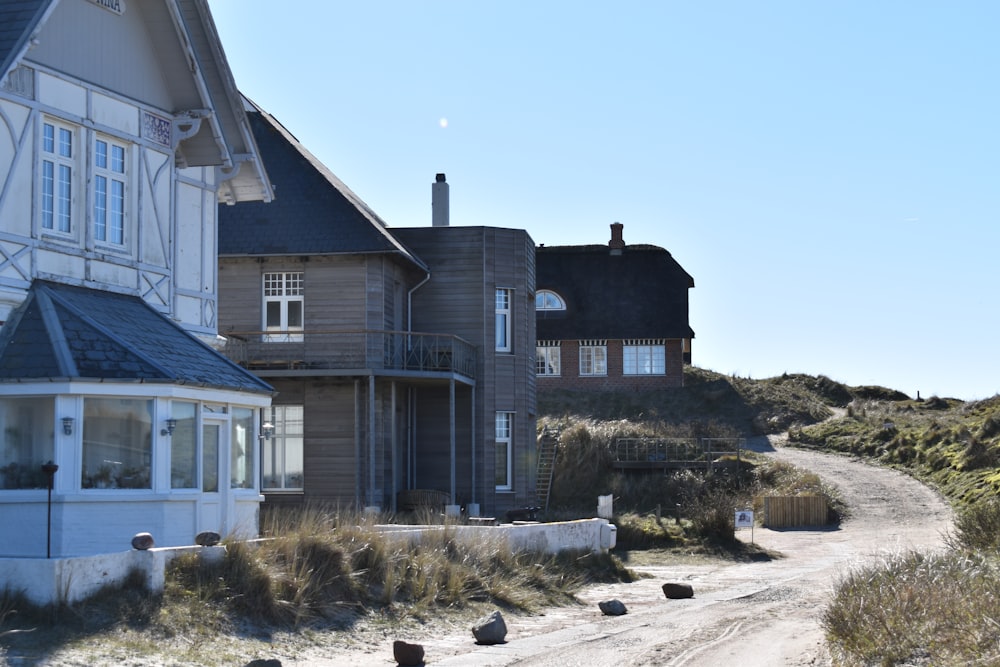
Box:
[296,435,953,667]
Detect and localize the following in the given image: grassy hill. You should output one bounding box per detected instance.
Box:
[539,366,998,512]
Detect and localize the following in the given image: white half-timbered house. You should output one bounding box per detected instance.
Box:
[0,0,274,557]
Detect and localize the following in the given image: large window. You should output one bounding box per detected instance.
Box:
[495,288,511,352]
[170,401,197,489]
[264,272,304,342]
[231,407,254,489]
[495,411,513,491]
[82,398,152,489]
[262,405,304,491]
[536,341,561,376]
[579,340,608,376]
[41,120,75,234]
[0,397,55,490]
[535,290,565,311]
[93,136,126,245]
[623,340,666,375]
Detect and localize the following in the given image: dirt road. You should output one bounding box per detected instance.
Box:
[315,435,953,667]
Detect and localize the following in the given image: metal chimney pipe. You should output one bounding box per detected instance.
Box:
[432,173,449,227]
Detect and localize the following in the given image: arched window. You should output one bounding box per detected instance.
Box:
[535,290,565,311]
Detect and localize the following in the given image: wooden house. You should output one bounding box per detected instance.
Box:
[535,223,694,391]
[217,104,537,517]
[0,0,274,557]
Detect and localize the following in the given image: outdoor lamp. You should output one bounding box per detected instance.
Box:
[161,418,177,436]
[61,417,73,435]
[260,422,275,440]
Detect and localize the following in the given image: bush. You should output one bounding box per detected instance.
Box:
[824,551,1000,666]
[949,498,1000,552]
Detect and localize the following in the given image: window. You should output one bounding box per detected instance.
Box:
[262,405,304,491]
[82,398,152,489]
[495,288,511,352]
[0,397,55,490]
[264,272,304,342]
[41,120,75,234]
[536,341,561,376]
[623,340,666,375]
[579,340,608,376]
[231,407,254,489]
[93,136,126,245]
[535,290,565,311]
[495,412,513,490]
[170,402,197,489]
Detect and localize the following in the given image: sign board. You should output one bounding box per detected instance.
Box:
[735,510,754,528]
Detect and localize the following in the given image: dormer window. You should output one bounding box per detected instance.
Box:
[535,290,565,311]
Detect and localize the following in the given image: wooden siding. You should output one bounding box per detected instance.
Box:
[763,496,829,528]
[393,226,537,516]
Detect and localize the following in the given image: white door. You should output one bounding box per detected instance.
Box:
[198,420,224,534]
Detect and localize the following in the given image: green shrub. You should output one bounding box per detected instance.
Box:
[949,498,1000,552]
[824,551,1000,666]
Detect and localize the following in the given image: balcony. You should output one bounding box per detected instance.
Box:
[221,330,477,380]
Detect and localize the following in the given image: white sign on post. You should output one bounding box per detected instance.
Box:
[735,508,754,543]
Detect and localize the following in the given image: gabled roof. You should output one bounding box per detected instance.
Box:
[217,99,426,270]
[0,0,272,204]
[536,244,695,341]
[0,281,272,394]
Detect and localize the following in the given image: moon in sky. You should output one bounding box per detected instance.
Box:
[439,117,448,129]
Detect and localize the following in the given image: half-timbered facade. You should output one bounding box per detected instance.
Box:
[0,0,273,557]
[218,103,537,517]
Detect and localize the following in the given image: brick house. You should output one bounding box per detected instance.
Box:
[535,223,694,392]
[217,102,537,517]
[0,0,273,557]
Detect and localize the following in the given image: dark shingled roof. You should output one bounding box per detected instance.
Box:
[218,99,426,270]
[536,244,695,341]
[0,281,273,393]
[0,0,49,79]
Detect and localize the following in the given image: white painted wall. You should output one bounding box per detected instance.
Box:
[375,518,618,555]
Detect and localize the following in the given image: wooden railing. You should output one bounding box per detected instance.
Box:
[613,437,744,470]
[221,330,477,379]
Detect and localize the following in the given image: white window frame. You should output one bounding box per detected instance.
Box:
[535,290,565,311]
[495,411,513,491]
[495,288,512,353]
[263,272,304,342]
[40,119,77,236]
[579,339,608,376]
[623,339,667,375]
[93,134,128,246]
[536,340,561,376]
[262,405,304,492]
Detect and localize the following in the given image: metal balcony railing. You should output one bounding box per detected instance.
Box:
[222,330,477,379]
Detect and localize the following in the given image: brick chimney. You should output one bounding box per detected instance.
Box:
[609,222,625,254]
[432,173,449,227]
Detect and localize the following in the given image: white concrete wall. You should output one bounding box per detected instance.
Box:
[0,545,224,606]
[376,518,617,555]
[0,519,616,607]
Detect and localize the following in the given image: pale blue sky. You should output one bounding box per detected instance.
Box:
[209,1,1000,400]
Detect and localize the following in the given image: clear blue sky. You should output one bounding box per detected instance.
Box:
[209,1,1000,401]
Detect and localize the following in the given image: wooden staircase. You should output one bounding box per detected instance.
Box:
[535,428,559,511]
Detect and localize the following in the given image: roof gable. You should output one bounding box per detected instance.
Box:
[218,99,425,269]
[1,0,271,204]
